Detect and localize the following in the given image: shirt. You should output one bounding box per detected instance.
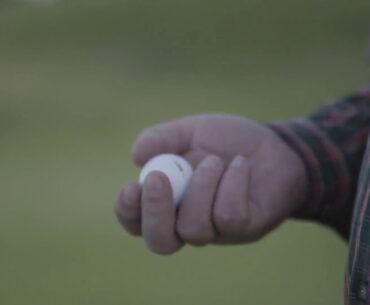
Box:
[269,86,370,304]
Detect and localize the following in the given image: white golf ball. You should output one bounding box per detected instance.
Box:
[139,154,193,206]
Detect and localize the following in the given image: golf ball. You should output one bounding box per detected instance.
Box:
[139,154,193,206]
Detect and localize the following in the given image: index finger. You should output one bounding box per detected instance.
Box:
[131,116,199,166]
[141,171,183,255]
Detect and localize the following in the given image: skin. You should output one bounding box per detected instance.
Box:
[115,114,308,255]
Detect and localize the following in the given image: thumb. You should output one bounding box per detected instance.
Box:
[132,116,199,166]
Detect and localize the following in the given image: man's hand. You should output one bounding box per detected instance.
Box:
[115,114,307,255]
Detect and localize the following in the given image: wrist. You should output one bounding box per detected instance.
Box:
[282,141,310,217]
[267,119,350,222]
[267,120,323,219]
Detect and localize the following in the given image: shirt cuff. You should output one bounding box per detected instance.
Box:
[268,119,351,237]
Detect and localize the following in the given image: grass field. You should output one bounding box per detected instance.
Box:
[0,1,369,304]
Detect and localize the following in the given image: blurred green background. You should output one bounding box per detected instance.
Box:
[1,1,369,304]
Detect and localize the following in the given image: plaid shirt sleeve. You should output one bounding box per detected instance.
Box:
[268,86,370,239]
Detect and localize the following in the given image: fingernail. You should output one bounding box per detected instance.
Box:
[230,155,248,168]
[202,155,223,170]
[146,173,164,193]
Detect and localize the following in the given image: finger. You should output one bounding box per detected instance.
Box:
[213,155,250,238]
[214,199,271,245]
[183,150,208,169]
[115,182,142,236]
[132,117,199,166]
[177,155,224,246]
[142,171,183,255]
[213,198,268,244]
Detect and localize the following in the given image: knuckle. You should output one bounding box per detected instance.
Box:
[214,207,246,235]
[214,210,237,231]
[124,184,140,202]
[148,242,180,256]
[114,209,141,236]
[115,203,137,222]
[121,200,134,213]
[177,223,213,246]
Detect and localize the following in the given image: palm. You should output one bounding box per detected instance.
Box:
[188,115,306,239]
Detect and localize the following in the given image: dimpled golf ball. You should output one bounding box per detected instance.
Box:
[139,154,193,206]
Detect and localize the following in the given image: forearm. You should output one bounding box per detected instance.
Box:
[269,86,370,239]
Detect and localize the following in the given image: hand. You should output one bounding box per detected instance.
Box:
[115,114,307,254]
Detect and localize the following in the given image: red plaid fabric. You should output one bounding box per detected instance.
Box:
[269,87,370,304]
